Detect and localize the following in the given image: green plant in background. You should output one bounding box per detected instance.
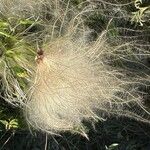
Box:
[0,17,37,105]
[131,0,150,26]
[0,102,26,132]
[0,17,38,132]
[106,143,119,150]
[0,119,19,130]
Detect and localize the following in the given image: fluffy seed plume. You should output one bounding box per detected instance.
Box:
[25,34,123,134]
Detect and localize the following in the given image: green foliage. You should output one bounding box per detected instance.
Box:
[131,0,150,26]
[0,102,26,131]
[0,17,36,97]
[0,17,36,133]
[0,119,19,130]
[106,143,119,150]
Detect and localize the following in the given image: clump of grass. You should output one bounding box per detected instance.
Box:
[0,16,36,106]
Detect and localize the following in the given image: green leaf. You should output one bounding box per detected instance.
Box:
[106,143,119,150]
[0,31,11,38]
[0,21,9,28]
[0,119,19,130]
[5,50,16,58]
[0,120,8,126]
[19,19,35,25]
[9,119,19,129]
[13,66,28,78]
